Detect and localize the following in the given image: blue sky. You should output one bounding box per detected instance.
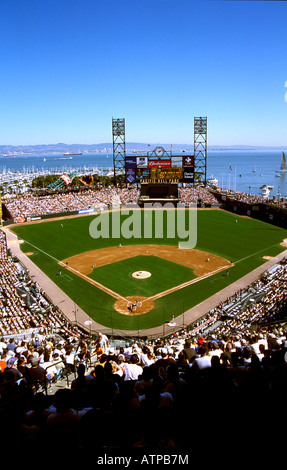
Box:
[0,0,287,146]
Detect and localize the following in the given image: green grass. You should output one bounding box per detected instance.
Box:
[11,209,287,330]
[89,255,196,297]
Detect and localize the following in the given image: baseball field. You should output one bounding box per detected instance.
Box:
[10,208,287,331]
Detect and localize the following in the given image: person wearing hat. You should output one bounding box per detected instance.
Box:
[155,347,176,371]
[197,336,205,347]
[26,356,46,384]
[3,356,23,383]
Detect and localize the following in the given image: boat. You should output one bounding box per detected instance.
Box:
[276,151,287,174]
[207,175,218,186]
[63,152,82,156]
[260,184,273,198]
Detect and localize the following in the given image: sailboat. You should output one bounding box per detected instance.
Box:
[276,151,287,175]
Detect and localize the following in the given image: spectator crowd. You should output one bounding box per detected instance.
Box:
[2,185,219,220]
[0,230,81,338]
[0,226,286,455]
[3,181,287,224]
[2,187,141,219]
[215,187,287,208]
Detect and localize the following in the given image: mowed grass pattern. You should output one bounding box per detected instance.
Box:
[11,209,287,330]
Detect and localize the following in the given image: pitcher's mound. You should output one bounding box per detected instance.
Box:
[132,271,151,279]
[114,296,154,315]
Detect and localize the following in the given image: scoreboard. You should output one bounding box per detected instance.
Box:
[125,152,194,184]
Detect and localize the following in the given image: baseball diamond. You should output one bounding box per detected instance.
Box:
[9,207,287,335]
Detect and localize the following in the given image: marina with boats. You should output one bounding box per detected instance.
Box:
[0,149,287,199]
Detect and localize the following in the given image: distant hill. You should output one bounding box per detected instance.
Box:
[0,142,286,156]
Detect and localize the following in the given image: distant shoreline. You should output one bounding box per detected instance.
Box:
[0,145,286,158]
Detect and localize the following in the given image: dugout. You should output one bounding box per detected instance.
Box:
[138,182,179,205]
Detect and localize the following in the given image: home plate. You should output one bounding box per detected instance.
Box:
[132,271,151,279]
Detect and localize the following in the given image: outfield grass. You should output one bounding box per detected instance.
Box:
[11,209,287,330]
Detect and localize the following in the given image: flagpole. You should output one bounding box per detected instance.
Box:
[229,164,232,191]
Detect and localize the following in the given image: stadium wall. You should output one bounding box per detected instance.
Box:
[214,192,287,229]
[1,205,103,226]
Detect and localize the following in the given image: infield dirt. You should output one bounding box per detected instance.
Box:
[61,244,230,276]
[61,245,232,315]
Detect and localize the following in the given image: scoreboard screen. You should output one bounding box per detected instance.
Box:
[125,154,194,184]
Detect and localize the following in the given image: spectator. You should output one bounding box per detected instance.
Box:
[45,389,82,447]
[191,345,212,371]
[124,354,143,381]
[3,356,22,382]
[179,339,196,364]
[71,363,94,392]
[95,332,109,353]
[26,356,47,385]
[155,347,177,371]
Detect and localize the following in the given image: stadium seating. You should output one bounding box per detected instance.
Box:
[0,224,286,457]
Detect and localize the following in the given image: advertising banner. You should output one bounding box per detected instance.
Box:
[126,167,136,184]
[183,155,194,167]
[125,157,137,183]
[136,168,150,181]
[148,160,171,168]
[78,208,95,214]
[125,156,137,168]
[183,168,194,182]
[137,156,148,168]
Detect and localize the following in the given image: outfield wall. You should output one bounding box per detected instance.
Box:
[1,205,108,226]
[3,203,287,340]
[213,191,287,229]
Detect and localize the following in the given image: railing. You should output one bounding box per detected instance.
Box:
[0,359,77,404]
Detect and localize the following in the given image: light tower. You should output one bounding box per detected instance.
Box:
[112,118,126,183]
[194,117,207,185]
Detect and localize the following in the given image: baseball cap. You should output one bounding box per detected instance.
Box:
[6,357,18,368]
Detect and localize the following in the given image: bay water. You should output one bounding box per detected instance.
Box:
[0,149,286,198]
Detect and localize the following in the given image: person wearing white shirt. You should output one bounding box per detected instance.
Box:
[191,346,212,371]
[124,354,143,381]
